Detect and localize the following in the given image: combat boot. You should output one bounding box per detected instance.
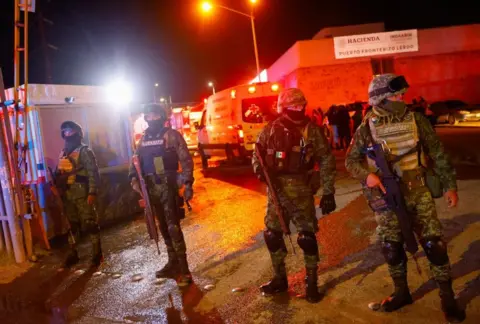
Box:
[260,262,288,295]
[156,249,179,278]
[438,280,466,323]
[373,276,413,312]
[63,248,80,268]
[305,266,322,303]
[177,254,192,287]
[91,240,103,267]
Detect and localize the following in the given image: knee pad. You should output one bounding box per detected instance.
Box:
[167,224,184,242]
[381,241,406,266]
[263,230,287,253]
[422,237,449,266]
[297,231,318,256]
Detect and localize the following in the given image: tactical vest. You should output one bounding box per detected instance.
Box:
[367,111,426,178]
[264,118,314,174]
[57,145,88,184]
[137,128,179,177]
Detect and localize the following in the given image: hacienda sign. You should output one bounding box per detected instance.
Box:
[334,29,419,59]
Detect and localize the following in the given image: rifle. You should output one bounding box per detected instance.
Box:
[132,155,161,254]
[254,143,295,253]
[365,142,418,254]
[47,167,77,246]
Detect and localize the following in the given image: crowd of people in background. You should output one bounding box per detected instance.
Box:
[311,97,435,151]
[311,102,370,151]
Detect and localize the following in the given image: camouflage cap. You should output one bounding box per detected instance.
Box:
[277,88,307,113]
[368,73,408,106]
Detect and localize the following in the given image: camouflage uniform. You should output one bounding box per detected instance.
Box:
[346,74,465,322]
[252,88,336,303]
[56,121,102,266]
[129,103,194,284]
[253,118,335,267]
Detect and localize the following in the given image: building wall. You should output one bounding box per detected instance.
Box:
[396,51,480,104]
[267,24,480,109]
[281,49,480,111]
[284,61,372,112]
[272,25,480,110]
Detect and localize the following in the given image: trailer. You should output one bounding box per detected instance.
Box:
[2,84,141,243]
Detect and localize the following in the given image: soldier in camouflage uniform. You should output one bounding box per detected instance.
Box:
[345,74,465,322]
[56,121,102,267]
[129,103,194,286]
[252,88,337,303]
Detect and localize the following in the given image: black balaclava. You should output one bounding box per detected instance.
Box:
[146,118,165,131]
[64,133,82,154]
[378,99,407,117]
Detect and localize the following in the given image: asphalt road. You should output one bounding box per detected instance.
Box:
[436,126,480,179]
[1,127,478,324]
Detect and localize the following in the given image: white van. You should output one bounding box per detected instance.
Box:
[196,82,281,167]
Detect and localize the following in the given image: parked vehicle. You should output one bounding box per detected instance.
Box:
[184,103,204,152]
[430,100,480,125]
[196,82,282,168]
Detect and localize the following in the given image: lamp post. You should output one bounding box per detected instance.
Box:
[200,1,261,78]
[208,81,216,95]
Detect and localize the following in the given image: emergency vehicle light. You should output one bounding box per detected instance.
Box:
[271,84,279,92]
[106,79,133,105]
[231,90,236,99]
[238,130,244,138]
[248,86,256,94]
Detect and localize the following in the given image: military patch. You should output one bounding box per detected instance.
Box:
[142,140,164,146]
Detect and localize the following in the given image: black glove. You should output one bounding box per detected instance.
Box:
[184,184,194,201]
[319,194,336,215]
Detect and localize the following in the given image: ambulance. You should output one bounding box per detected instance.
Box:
[196,82,281,162]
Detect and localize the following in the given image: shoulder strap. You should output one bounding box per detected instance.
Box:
[364,117,375,147]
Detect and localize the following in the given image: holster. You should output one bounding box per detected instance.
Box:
[400,169,426,192]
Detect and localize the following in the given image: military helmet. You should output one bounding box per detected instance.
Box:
[276,88,307,114]
[60,120,83,139]
[368,73,409,106]
[143,103,170,119]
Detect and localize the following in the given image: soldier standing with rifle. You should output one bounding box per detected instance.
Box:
[55,121,103,267]
[129,103,194,286]
[252,88,336,303]
[345,74,465,322]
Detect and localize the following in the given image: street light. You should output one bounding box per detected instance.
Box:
[200,1,261,78]
[160,97,166,102]
[153,83,160,102]
[201,1,213,12]
[208,81,216,95]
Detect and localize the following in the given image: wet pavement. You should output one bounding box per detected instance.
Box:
[1,144,479,323]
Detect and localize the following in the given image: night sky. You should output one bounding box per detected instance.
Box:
[0,0,477,103]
